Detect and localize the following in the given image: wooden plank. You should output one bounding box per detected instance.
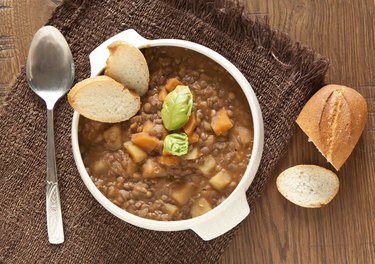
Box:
[0,0,58,104]
[221,0,375,263]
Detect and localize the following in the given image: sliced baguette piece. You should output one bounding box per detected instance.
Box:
[68,75,140,123]
[296,84,367,170]
[105,40,149,96]
[276,165,339,208]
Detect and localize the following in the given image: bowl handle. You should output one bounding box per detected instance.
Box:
[89,29,149,77]
[189,192,250,241]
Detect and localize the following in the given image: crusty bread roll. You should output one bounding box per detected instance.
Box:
[68,75,140,123]
[276,165,339,208]
[105,40,149,96]
[296,84,367,170]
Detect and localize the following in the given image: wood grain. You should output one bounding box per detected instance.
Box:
[221,1,375,263]
[1,0,374,263]
[0,0,57,104]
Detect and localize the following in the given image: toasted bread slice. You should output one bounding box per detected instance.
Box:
[68,75,140,123]
[105,40,149,96]
[276,165,339,208]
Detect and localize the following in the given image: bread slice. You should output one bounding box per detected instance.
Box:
[105,40,149,96]
[276,165,339,208]
[296,84,367,170]
[68,75,140,123]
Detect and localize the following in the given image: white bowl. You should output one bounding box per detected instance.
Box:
[71,29,264,240]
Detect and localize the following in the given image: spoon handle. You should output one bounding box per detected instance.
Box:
[46,108,64,244]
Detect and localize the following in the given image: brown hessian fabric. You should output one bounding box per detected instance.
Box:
[0,0,329,263]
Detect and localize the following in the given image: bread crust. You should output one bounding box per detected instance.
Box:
[296,84,367,170]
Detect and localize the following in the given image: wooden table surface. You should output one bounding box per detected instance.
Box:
[1,1,374,263]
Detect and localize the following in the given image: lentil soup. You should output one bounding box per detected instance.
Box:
[78,47,253,221]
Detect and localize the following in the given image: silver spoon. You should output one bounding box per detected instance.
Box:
[26,26,74,244]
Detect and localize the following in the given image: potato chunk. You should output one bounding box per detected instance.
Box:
[91,160,108,174]
[191,197,212,217]
[198,155,216,176]
[163,203,179,215]
[125,157,137,174]
[209,169,232,190]
[142,159,166,178]
[184,147,200,160]
[235,126,253,145]
[123,141,147,163]
[103,125,123,150]
[171,182,194,205]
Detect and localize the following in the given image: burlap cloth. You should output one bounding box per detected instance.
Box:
[0,0,329,263]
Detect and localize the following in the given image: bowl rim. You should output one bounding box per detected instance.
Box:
[71,36,264,231]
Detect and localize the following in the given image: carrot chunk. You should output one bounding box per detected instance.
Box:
[158,154,180,165]
[158,87,168,101]
[165,78,182,92]
[183,112,197,136]
[188,132,199,144]
[131,132,160,151]
[211,109,233,135]
[142,120,153,133]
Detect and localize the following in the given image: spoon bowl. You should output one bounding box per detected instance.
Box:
[26,25,75,244]
[27,26,74,108]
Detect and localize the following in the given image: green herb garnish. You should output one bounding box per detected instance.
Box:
[163,133,189,156]
[161,85,193,131]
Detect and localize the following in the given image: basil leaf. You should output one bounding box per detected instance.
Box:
[161,85,193,131]
[163,133,189,156]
